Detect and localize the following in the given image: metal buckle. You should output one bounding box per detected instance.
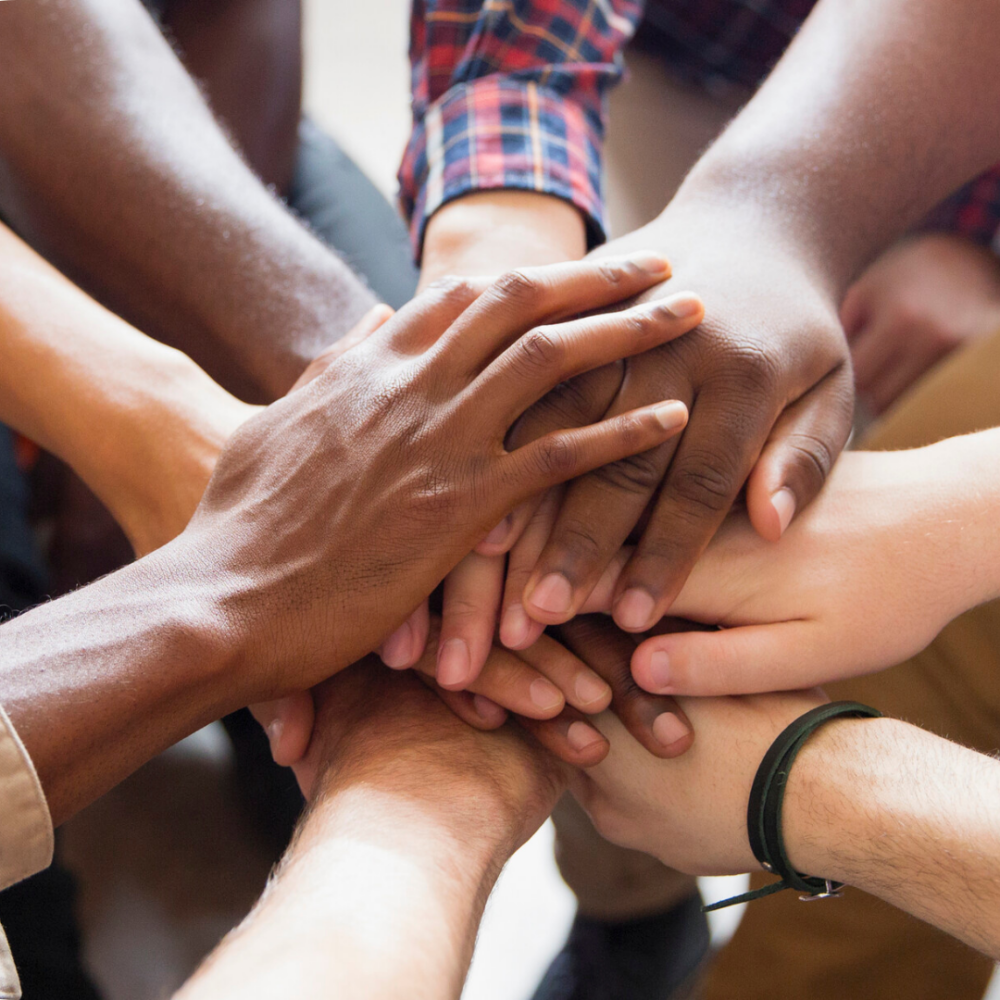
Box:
[800,880,843,902]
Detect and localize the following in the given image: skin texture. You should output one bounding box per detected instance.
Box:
[175,667,569,1000]
[572,698,1000,960]
[597,431,1000,696]
[0,254,697,824]
[842,233,1000,414]
[0,0,374,402]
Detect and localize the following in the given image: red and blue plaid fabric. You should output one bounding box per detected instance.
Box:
[399,0,1000,257]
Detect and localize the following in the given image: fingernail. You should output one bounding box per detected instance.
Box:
[660,292,703,319]
[500,604,531,647]
[771,487,797,536]
[653,401,688,431]
[647,649,672,691]
[482,515,513,549]
[437,638,472,689]
[528,573,573,617]
[567,720,605,752]
[615,588,656,631]
[380,622,413,668]
[530,677,564,712]
[265,717,284,747]
[653,712,690,748]
[574,673,611,708]
[627,252,670,275]
[473,694,504,724]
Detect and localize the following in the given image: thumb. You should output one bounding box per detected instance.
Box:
[250,692,316,766]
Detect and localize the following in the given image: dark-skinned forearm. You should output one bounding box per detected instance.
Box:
[672,0,1000,298]
[0,0,375,401]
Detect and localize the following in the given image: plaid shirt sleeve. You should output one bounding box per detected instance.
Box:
[919,165,1000,254]
[399,0,644,257]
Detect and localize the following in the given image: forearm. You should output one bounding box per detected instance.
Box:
[0,224,248,554]
[669,0,1000,297]
[420,191,587,288]
[786,718,1000,959]
[175,781,510,1000]
[0,541,236,825]
[0,0,374,401]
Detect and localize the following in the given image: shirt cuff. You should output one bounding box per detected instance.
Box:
[0,704,53,892]
[399,76,607,259]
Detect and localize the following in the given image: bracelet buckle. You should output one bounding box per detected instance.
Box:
[800,880,843,902]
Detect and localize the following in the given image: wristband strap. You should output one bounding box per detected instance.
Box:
[704,701,882,913]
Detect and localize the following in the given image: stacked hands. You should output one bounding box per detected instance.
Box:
[109,247,993,881]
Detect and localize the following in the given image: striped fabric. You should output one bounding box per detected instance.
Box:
[398,0,1000,258]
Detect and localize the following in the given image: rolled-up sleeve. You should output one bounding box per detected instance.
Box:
[0,704,54,999]
[399,0,644,257]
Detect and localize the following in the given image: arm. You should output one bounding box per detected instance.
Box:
[0,0,375,401]
[572,688,1000,959]
[175,667,566,1000]
[0,222,253,556]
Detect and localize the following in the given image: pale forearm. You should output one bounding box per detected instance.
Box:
[420,191,587,288]
[672,0,1000,295]
[0,225,248,554]
[786,718,1000,959]
[0,0,374,400]
[176,786,508,1000]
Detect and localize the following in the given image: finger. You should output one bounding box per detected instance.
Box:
[607,390,774,632]
[436,552,504,689]
[515,632,612,714]
[477,365,625,558]
[415,638,566,720]
[436,254,673,373]
[379,600,431,669]
[476,293,705,425]
[745,365,855,541]
[557,617,694,759]
[417,672,510,730]
[379,275,492,354]
[503,399,689,507]
[515,707,610,767]
[865,343,944,414]
[249,692,315,767]
[631,620,826,696]
[291,304,395,390]
[500,488,561,649]
[838,284,869,340]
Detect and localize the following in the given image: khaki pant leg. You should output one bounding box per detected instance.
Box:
[701,330,1000,1000]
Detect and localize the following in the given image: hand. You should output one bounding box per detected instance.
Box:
[842,233,1000,414]
[182,256,694,704]
[571,689,824,875]
[288,662,569,855]
[625,436,1000,696]
[518,205,854,635]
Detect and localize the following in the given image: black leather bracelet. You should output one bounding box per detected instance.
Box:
[704,701,882,913]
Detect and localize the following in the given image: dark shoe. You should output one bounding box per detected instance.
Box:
[531,893,711,1000]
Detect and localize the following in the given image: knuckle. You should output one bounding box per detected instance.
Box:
[596,259,628,285]
[670,458,737,517]
[423,274,478,306]
[493,268,544,304]
[516,328,564,372]
[782,432,836,493]
[551,520,605,566]
[714,342,783,397]
[592,448,664,495]
[534,434,578,479]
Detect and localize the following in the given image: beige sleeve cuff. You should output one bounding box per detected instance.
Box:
[0,704,53,891]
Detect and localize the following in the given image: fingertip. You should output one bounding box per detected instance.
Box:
[771,487,797,537]
[566,721,610,765]
[651,712,693,756]
[473,694,508,728]
[631,642,676,694]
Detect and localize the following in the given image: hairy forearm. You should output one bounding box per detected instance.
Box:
[176,782,509,1000]
[420,191,587,288]
[669,0,1000,297]
[0,223,248,554]
[786,718,1000,959]
[0,0,374,401]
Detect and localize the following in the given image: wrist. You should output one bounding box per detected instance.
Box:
[420,191,586,288]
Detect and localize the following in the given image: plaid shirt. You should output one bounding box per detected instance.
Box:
[399,0,1000,256]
